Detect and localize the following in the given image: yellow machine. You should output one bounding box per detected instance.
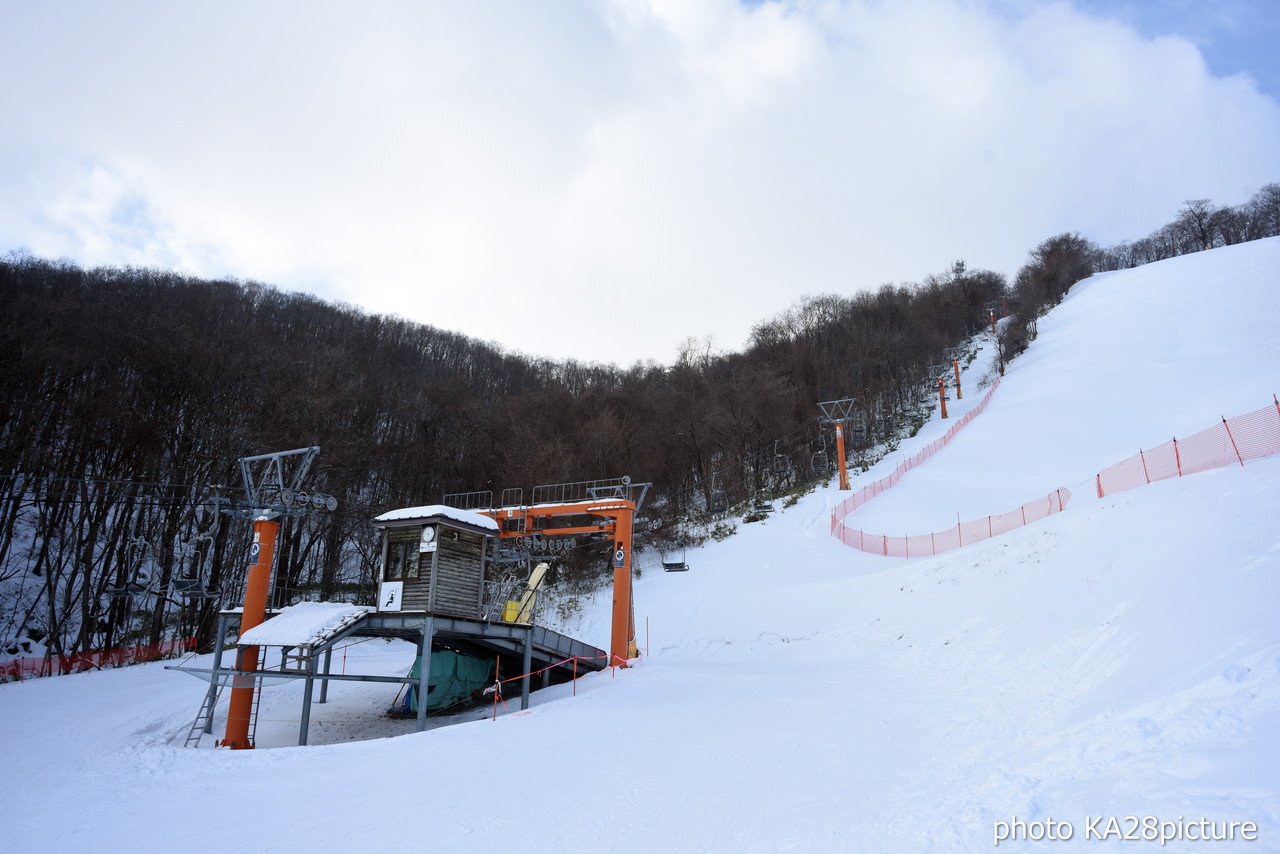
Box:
[503,562,549,624]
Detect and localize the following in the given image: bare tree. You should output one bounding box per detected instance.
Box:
[1175,199,1224,251]
[1247,183,1280,239]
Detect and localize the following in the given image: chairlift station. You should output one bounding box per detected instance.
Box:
[174,461,646,750]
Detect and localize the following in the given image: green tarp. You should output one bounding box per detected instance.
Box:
[403,649,494,713]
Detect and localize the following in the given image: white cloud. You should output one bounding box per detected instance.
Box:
[1,0,1277,364]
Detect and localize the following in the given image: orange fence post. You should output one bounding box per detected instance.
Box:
[1222,417,1245,466]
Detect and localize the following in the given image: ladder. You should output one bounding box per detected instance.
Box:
[183,647,266,748]
[248,662,264,747]
[183,682,223,748]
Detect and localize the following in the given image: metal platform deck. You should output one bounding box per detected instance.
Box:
[171,606,608,747]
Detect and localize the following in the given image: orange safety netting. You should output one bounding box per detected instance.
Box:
[833,488,1071,558]
[0,637,196,680]
[1096,397,1280,497]
[830,376,1074,557]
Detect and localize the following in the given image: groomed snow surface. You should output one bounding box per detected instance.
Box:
[3,238,1279,853]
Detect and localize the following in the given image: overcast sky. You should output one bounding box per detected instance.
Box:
[2,0,1277,366]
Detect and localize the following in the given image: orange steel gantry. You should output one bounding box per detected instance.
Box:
[484,497,640,666]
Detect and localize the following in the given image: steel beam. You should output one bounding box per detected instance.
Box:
[169,666,426,686]
[299,651,317,746]
[520,627,533,711]
[417,615,434,732]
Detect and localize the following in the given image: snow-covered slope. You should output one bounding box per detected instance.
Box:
[3,238,1278,853]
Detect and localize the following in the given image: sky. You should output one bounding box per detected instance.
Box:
[3,238,1278,852]
[2,0,1278,366]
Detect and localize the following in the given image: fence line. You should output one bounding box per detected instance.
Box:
[0,637,196,681]
[1096,396,1280,497]
[833,390,1280,559]
[832,488,1071,558]
[831,377,1074,557]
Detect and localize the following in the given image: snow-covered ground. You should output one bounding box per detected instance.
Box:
[2,238,1278,853]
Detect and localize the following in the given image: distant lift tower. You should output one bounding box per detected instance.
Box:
[945,346,964,401]
[929,365,951,420]
[985,302,1001,335]
[817,398,858,491]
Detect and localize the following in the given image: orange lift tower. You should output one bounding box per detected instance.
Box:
[482,477,649,667]
[945,346,964,401]
[985,301,1002,335]
[817,398,859,491]
[217,447,338,749]
[929,365,950,419]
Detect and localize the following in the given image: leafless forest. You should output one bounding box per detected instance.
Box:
[1,185,1275,658]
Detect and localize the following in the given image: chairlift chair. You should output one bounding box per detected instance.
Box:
[105,537,158,597]
[172,575,221,600]
[104,577,152,597]
[661,549,690,572]
[811,450,831,473]
[169,528,222,601]
[171,549,221,600]
[771,440,788,475]
[708,474,728,514]
[752,490,774,515]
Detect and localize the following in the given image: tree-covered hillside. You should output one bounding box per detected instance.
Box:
[1,183,1275,658]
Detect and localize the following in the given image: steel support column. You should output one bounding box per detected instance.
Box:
[203,612,231,735]
[834,421,850,490]
[299,652,318,746]
[520,626,533,710]
[416,615,434,732]
[318,647,333,704]
[222,517,279,749]
[610,507,636,666]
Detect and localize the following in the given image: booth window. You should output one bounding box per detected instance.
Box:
[386,541,419,580]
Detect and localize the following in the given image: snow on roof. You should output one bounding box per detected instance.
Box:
[373,504,499,531]
[237,602,372,648]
